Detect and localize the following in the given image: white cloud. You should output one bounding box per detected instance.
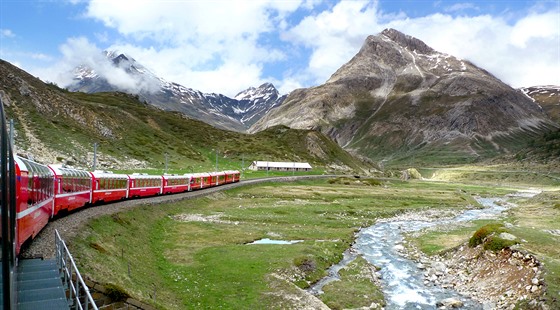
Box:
[37,0,560,98]
[1,28,15,38]
[30,53,52,61]
[385,12,560,87]
[509,11,560,48]
[444,3,479,13]
[285,1,560,89]
[284,1,380,85]
[81,0,305,96]
[41,37,160,94]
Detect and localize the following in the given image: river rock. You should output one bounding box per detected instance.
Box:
[436,297,463,308]
[498,232,517,241]
[432,261,446,273]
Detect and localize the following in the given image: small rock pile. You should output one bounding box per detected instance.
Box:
[404,243,549,309]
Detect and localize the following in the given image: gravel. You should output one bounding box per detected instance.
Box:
[20,175,335,259]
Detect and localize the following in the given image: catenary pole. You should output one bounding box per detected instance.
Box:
[93,142,97,171]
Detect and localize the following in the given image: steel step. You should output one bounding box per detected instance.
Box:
[15,259,69,309]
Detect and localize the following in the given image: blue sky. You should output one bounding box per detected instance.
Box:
[1,0,559,97]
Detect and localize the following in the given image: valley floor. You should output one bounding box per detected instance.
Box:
[42,169,559,309]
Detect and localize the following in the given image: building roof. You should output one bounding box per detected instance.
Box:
[251,161,312,169]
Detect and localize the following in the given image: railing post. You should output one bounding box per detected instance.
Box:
[54,229,98,310]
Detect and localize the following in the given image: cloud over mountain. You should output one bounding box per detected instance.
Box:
[11,0,559,97]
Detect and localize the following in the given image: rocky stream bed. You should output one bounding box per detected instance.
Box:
[308,192,549,309]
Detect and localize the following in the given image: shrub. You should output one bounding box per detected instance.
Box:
[293,256,316,274]
[362,178,383,186]
[468,223,505,248]
[406,168,422,179]
[111,213,130,226]
[328,177,382,186]
[89,242,108,254]
[104,283,130,301]
[483,236,518,252]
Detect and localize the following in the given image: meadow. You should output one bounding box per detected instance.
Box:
[69,173,552,309]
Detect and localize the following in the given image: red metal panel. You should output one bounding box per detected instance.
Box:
[91,189,128,204]
[14,157,53,255]
[162,175,191,194]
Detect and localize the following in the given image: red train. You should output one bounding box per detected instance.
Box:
[14,155,240,254]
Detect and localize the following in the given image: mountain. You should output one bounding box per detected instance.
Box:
[520,85,560,124]
[0,59,367,173]
[232,83,287,127]
[250,28,557,165]
[68,52,284,131]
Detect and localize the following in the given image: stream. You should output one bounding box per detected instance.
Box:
[308,192,537,309]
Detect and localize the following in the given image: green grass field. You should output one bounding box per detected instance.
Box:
[70,177,522,309]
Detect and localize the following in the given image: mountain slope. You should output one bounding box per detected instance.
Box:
[0,59,366,173]
[68,52,285,131]
[521,86,560,124]
[250,29,557,165]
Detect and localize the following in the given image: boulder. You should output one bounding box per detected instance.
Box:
[436,297,464,308]
[432,261,447,273]
[498,232,517,241]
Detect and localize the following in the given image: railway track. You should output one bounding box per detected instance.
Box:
[21,174,335,259]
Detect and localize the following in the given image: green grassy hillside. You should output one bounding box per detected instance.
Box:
[0,59,368,173]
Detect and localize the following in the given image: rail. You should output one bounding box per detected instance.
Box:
[55,229,98,310]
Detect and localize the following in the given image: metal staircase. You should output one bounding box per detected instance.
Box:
[16,259,69,310]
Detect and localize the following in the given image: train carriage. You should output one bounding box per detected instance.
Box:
[162,174,192,194]
[210,171,226,186]
[48,164,92,216]
[14,156,54,253]
[224,170,240,183]
[90,171,129,204]
[128,173,163,198]
[191,173,210,190]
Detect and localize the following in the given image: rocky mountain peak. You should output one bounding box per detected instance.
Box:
[235,83,279,101]
[380,28,435,55]
[112,53,129,64]
[251,29,557,164]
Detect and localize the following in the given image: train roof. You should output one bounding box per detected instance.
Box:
[128,174,163,180]
[48,164,90,178]
[191,172,211,177]
[164,174,192,179]
[91,170,129,179]
[15,155,53,176]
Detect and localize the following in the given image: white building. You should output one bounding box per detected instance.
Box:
[248,161,312,172]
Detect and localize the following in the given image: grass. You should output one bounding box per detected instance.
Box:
[321,256,385,309]
[70,178,503,309]
[505,191,560,307]
[421,165,560,188]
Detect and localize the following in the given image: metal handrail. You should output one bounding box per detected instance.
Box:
[55,229,98,310]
